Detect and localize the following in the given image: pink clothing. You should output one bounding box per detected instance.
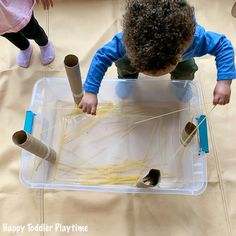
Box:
[0,0,36,35]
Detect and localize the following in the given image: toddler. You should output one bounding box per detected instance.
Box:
[80,0,235,115]
[0,0,55,68]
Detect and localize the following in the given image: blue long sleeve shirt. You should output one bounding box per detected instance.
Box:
[84,24,236,94]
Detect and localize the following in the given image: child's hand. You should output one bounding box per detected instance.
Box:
[213,80,232,105]
[36,0,54,10]
[79,93,98,115]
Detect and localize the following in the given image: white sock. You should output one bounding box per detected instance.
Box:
[39,41,55,65]
[16,45,33,68]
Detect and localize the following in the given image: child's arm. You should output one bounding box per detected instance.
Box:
[188,24,235,105]
[213,80,231,105]
[36,0,54,10]
[79,32,125,115]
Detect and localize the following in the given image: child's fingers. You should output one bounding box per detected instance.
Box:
[221,98,230,105]
[214,97,228,105]
[218,99,224,105]
[36,0,53,10]
[225,95,230,104]
[213,96,220,105]
[80,104,87,113]
[41,1,47,10]
[78,103,96,115]
[86,106,92,115]
[45,1,50,10]
[91,105,97,115]
[49,0,54,7]
[43,1,51,10]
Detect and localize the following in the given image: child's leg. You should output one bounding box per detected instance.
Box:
[20,13,55,65]
[170,58,198,102]
[170,58,198,80]
[2,32,33,68]
[115,55,139,79]
[114,55,138,99]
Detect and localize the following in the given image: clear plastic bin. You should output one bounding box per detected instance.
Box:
[19,77,208,195]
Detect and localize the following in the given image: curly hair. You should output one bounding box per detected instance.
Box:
[123,0,195,72]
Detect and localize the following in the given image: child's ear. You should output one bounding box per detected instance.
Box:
[231,2,236,18]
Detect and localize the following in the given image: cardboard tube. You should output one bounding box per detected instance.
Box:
[64,54,83,104]
[136,169,161,188]
[12,130,56,163]
[180,122,197,146]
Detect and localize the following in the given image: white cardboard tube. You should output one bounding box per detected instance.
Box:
[12,130,56,163]
[64,54,83,104]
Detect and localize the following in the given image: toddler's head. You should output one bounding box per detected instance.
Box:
[123,0,195,76]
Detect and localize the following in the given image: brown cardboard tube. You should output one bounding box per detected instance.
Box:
[64,54,83,104]
[180,122,197,146]
[12,130,56,163]
[136,169,161,188]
